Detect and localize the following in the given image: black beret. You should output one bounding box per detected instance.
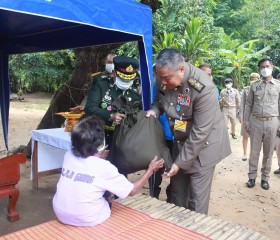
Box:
[114,56,139,81]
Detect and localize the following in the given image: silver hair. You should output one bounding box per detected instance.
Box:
[156,48,184,71]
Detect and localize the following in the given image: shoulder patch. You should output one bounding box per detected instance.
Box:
[187,78,205,93]
[91,71,102,77]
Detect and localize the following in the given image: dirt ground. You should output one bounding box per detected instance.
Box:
[0,92,279,239]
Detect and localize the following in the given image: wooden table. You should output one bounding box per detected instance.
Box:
[31,128,70,190]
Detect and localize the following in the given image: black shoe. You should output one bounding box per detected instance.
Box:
[274,168,280,174]
[261,180,270,190]
[246,179,255,188]
[231,133,237,139]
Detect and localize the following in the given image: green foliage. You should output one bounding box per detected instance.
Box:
[218,37,270,89]
[179,16,212,64]
[9,50,75,93]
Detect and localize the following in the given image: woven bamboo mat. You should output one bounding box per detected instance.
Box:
[0,201,210,240]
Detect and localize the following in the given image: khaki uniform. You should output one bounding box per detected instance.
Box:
[152,63,231,214]
[239,86,250,137]
[220,88,240,134]
[275,137,280,169]
[244,79,280,181]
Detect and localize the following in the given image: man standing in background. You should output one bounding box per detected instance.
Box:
[220,78,240,139]
[244,58,280,190]
[239,73,260,161]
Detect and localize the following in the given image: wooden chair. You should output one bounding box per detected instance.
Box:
[0,153,26,222]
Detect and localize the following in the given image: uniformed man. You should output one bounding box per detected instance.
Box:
[273,73,280,175]
[220,78,241,139]
[84,56,141,148]
[244,58,280,190]
[239,73,260,161]
[146,48,231,214]
[69,53,117,112]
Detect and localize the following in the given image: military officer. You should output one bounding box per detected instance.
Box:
[84,56,141,148]
[244,58,280,190]
[239,73,260,161]
[220,78,241,139]
[146,48,231,214]
[69,53,117,112]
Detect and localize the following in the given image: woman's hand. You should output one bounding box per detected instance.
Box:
[147,156,164,173]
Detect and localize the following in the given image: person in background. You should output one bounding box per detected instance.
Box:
[198,63,221,101]
[244,58,280,190]
[274,73,280,175]
[239,73,260,161]
[69,53,117,112]
[147,48,231,214]
[53,115,164,227]
[84,56,141,148]
[220,78,240,139]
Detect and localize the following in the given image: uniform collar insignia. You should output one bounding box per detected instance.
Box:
[187,78,205,92]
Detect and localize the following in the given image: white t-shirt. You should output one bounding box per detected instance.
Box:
[53,151,134,226]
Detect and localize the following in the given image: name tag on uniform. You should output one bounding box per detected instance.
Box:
[174,119,187,132]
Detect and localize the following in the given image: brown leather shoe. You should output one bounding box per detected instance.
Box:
[246,179,255,188]
[274,168,280,174]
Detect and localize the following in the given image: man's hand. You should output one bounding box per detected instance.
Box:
[146,110,157,118]
[245,125,250,134]
[162,163,180,178]
[69,105,84,112]
[110,112,126,125]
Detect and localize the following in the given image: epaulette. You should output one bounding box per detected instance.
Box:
[91,71,102,77]
[188,78,205,93]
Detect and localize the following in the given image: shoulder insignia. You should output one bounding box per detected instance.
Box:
[91,71,102,77]
[187,78,205,93]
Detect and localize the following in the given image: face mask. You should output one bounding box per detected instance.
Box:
[105,63,114,73]
[260,68,272,77]
[115,76,133,90]
[225,83,232,89]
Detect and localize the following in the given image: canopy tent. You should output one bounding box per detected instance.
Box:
[0,0,153,150]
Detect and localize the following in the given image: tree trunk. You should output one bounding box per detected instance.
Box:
[23,45,119,158]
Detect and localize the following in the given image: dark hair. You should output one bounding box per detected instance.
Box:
[198,63,212,70]
[225,78,233,83]
[258,58,272,68]
[71,115,105,158]
[156,48,184,71]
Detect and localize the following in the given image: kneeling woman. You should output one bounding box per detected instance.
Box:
[53,115,163,227]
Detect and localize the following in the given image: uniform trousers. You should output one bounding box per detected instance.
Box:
[248,116,278,181]
[222,106,237,133]
[169,142,215,214]
[274,136,280,168]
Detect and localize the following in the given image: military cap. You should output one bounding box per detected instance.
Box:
[250,72,260,79]
[114,56,139,81]
[224,78,233,83]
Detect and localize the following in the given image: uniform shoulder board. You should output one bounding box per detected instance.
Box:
[91,71,102,77]
[187,78,205,93]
